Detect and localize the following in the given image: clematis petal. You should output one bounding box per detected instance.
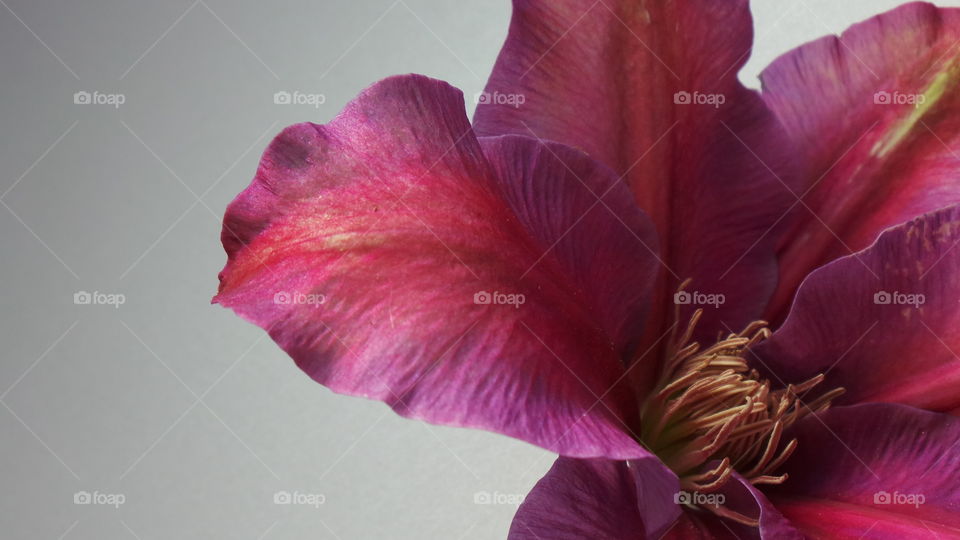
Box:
[474,0,796,363]
[766,403,960,539]
[754,204,960,414]
[662,513,742,539]
[761,2,960,320]
[215,75,662,459]
[508,456,679,540]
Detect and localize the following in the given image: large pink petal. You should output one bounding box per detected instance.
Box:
[767,404,960,539]
[509,456,679,540]
[761,3,960,320]
[215,75,662,458]
[754,205,960,414]
[474,0,796,364]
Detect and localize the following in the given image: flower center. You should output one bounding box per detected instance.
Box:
[639,292,844,526]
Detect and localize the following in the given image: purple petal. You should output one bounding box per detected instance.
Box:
[474,0,797,370]
[754,204,960,414]
[509,456,679,539]
[761,3,960,320]
[215,75,661,458]
[767,403,960,538]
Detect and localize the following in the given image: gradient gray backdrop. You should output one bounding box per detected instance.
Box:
[1,1,950,538]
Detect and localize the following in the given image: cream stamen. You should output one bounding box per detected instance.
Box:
[640,281,844,527]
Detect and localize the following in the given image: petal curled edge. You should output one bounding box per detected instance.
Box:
[767,404,960,539]
[754,204,960,414]
[663,470,801,539]
[761,2,960,320]
[215,75,662,459]
[474,0,797,367]
[508,456,680,540]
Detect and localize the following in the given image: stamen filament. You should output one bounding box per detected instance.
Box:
[639,283,844,528]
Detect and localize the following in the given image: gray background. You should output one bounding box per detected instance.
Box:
[0,0,947,538]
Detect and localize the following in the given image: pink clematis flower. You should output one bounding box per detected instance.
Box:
[215,1,960,538]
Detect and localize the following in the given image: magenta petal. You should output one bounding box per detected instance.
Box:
[767,403,960,538]
[474,0,797,358]
[754,205,960,414]
[509,457,679,540]
[761,3,960,319]
[479,135,660,362]
[215,75,662,458]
